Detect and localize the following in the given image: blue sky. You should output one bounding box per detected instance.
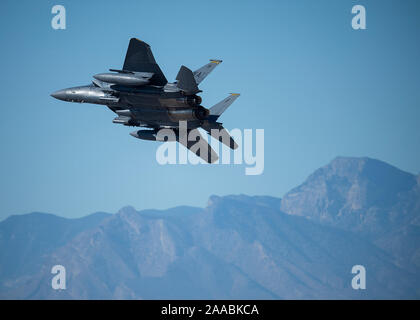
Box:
[0,0,419,220]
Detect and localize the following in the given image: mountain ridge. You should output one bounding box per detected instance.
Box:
[0,156,419,299]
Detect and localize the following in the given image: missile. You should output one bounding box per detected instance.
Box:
[113,116,141,126]
[94,71,153,86]
[116,109,132,117]
[113,116,130,125]
[130,130,177,142]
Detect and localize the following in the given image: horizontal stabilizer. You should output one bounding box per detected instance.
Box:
[176,66,200,95]
[201,122,238,150]
[193,59,222,85]
[208,93,240,121]
[177,128,218,163]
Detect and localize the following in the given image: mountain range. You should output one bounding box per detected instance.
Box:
[0,156,419,299]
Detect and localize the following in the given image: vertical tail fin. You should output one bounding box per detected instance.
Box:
[176,65,200,95]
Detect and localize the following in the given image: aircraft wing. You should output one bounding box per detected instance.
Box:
[123,38,167,86]
[177,129,219,163]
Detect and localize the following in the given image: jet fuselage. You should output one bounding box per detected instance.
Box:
[51,83,207,128]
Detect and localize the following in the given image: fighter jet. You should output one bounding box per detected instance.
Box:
[51,38,240,163]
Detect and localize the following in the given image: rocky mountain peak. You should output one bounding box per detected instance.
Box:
[281,157,417,234]
[116,205,138,216]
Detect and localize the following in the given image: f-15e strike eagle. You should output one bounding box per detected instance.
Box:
[51,38,240,163]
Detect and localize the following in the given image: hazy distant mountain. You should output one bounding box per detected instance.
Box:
[0,212,111,296]
[281,157,420,273]
[0,157,419,299]
[281,157,418,234]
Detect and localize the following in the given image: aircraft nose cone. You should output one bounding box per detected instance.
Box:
[50,89,67,101]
